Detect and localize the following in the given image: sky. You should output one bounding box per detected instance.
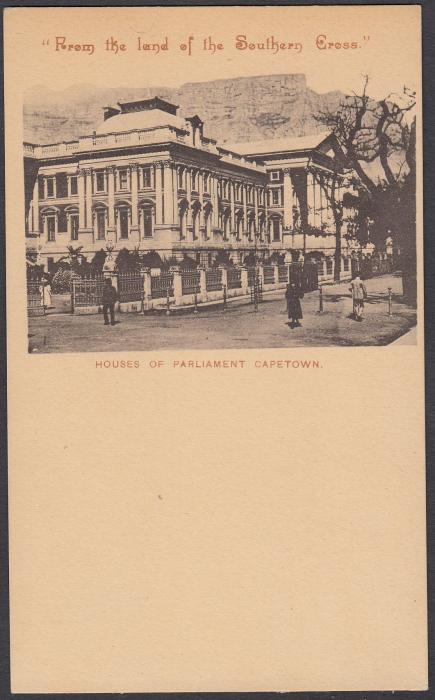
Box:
[8,6,421,103]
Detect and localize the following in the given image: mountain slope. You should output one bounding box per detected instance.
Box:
[24,74,344,145]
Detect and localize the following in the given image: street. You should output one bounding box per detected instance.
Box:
[28,273,417,353]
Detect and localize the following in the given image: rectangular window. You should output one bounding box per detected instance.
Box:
[97,211,106,240]
[46,177,55,198]
[95,172,106,192]
[270,171,280,182]
[326,258,333,275]
[70,214,79,240]
[143,209,153,238]
[204,174,209,193]
[272,218,280,241]
[119,209,129,239]
[69,176,78,196]
[47,216,56,241]
[272,189,281,205]
[142,166,153,188]
[119,170,128,190]
[191,171,197,191]
[178,169,184,189]
[344,258,350,272]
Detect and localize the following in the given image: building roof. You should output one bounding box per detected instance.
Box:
[226,132,332,156]
[95,108,188,135]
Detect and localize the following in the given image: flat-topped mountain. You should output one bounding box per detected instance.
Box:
[24,73,344,145]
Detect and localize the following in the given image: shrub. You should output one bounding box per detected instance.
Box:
[52,268,73,294]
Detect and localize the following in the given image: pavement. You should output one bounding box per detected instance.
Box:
[28,272,417,353]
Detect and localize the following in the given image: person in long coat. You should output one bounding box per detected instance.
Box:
[349,275,367,321]
[102,278,119,326]
[285,282,303,328]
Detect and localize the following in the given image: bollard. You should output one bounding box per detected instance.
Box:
[194,290,198,314]
[222,284,227,312]
[388,287,392,316]
[318,285,323,313]
[166,288,170,316]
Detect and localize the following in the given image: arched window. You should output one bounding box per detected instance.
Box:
[93,205,108,240]
[41,207,59,242]
[204,203,212,239]
[178,200,189,239]
[191,170,197,191]
[178,167,185,190]
[192,201,201,239]
[236,211,244,240]
[115,204,131,239]
[66,207,79,241]
[139,203,154,239]
[270,216,281,242]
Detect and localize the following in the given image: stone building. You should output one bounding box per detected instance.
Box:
[24,96,356,276]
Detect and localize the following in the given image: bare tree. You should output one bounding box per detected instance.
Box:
[315,76,417,300]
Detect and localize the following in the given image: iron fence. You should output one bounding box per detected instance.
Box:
[206,268,223,292]
[247,267,256,288]
[27,281,45,316]
[118,272,144,303]
[227,268,242,289]
[181,270,201,295]
[263,265,275,285]
[278,265,289,283]
[71,275,105,310]
[151,272,174,299]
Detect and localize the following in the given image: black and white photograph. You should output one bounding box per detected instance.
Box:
[24,71,417,352]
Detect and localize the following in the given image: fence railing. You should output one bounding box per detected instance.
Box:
[278,265,289,283]
[27,281,45,316]
[227,268,242,289]
[118,272,144,303]
[206,268,223,292]
[151,272,174,299]
[181,270,201,295]
[263,265,275,285]
[71,275,105,309]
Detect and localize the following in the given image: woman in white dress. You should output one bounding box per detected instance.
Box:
[41,279,52,309]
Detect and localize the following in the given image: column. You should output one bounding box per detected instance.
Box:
[155,163,163,225]
[230,182,235,232]
[163,162,175,225]
[198,170,204,230]
[254,187,259,231]
[85,168,93,230]
[186,169,192,233]
[78,169,86,230]
[31,177,40,233]
[212,175,219,228]
[307,172,316,228]
[315,179,322,228]
[130,163,139,228]
[172,165,179,226]
[107,166,115,229]
[283,169,294,230]
[242,185,248,237]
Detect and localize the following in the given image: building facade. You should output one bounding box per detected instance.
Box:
[24,96,357,275]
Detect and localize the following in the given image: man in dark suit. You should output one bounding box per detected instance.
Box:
[102,278,118,326]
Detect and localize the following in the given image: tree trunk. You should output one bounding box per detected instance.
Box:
[334,221,342,282]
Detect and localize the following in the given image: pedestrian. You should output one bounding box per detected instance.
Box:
[102,277,118,326]
[285,281,303,328]
[40,277,52,309]
[349,274,367,321]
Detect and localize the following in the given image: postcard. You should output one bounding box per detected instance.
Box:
[5,5,426,693]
